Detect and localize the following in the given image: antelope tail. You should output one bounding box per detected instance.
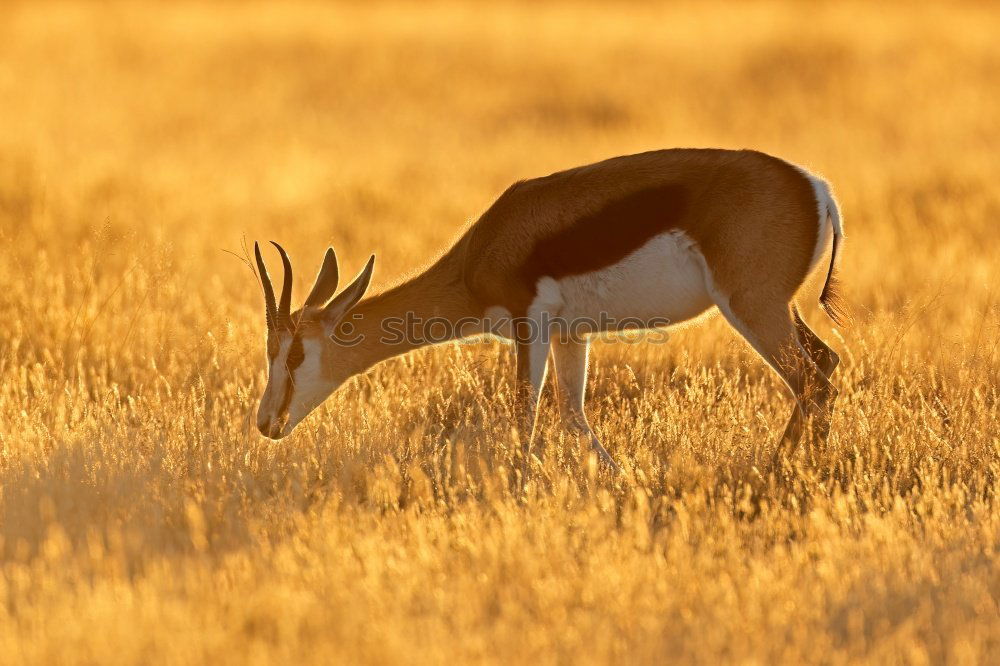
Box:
[818,190,851,327]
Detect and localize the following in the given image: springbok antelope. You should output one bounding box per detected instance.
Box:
[253,148,846,470]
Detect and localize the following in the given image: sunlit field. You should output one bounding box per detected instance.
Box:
[1,1,999,663]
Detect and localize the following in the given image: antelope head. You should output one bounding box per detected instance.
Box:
[253,241,375,439]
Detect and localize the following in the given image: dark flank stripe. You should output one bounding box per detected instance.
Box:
[520,183,690,283]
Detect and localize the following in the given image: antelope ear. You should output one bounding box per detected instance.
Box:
[322,255,375,325]
[303,247,339,308]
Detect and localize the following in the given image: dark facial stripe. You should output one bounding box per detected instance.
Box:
[285,334,305,370]
[276,334,305,419]
[521,183,690,283]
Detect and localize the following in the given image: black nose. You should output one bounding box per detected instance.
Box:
[257,419,284,439]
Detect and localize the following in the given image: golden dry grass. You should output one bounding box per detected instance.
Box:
[1,1,999,663]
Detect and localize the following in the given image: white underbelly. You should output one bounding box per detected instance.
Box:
[548,230,714,330]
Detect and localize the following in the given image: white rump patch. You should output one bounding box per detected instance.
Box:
[794,165,842,273]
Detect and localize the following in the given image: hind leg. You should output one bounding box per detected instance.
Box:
[786,307,841,442]
[793,306,840,379]
[716,292,837,449]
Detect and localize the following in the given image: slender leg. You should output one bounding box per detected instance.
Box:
[715,293,836,451]
[793,306,840,379]
[786,307,841,443]
[513,280,564,474]
[549,338,620,472]
[514,326,550,473]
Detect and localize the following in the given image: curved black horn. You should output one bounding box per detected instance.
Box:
[254,242,278,330]
[270,241,293,324]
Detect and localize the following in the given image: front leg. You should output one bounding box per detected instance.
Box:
[512,278,566,476]
[514,334,549,474]
[549,338,620,473]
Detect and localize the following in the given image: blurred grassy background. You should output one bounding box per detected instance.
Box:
[1,1,999,663]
